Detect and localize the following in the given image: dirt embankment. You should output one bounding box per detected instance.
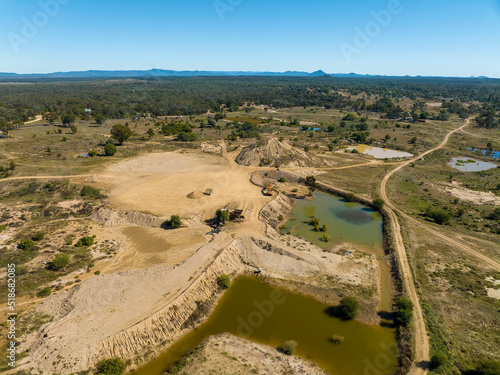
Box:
[90,207,165,227]
[173,333,329,375]
[236,138,335,168]
[16,232,379,374]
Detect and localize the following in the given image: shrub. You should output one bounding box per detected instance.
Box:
[163,215,182,229]
[177,131,197,141]
[425,207,451,225]
[320,224,327,232]
[344,193,356,202]
[37,287,51,298]
[80,185,105,199]
[322,234,331,242]
[330,334,345,344]
[472,360,500,375]
[32,231,45,241]
[337,296,360,320]
[88,149,98,157]
[394,298,413,326]
[104,143,117,156]
[217,274,231,289]
[47,253,70,271]
[429,351,448,370]
[490,208,500,221]
[0,225,6,233]
[94,270,101,275]
[278,177,286,183]
[95,357,127,375]
[18,239,35,250]
[76,236,94,247]
[305,175,317,193]
[372,198,385,211]
[280,340,297,355]
[278,214,284,221]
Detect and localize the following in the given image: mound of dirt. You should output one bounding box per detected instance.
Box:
[187,190,204,199]
[235,138,334,168]
[85,174,101,182]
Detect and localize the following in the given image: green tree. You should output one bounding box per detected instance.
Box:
[95,358,127,375]
[486,142,493,150]
[305,176,317,194]
[94,113,106,126]
[344,193,356,202]
[337,296,359,319]
[429,351,448,370]
[394,298,413,326]
[61,113,76,127]
[48,253,70,271]
[216,209,230,222]
[70,124,77,134]
[110,124,133,145]
[164,215,182,229]
[410,137,417,144]
[425,207,452,225]
[104,143,117,156]
[43,112,58,125]
[88,149,98,157]
[76,236,95,247]
[372,198,385,211]
[343,113,357,121]
[147,128,155,139]
[217,274,231,289]
[177,131,197,141]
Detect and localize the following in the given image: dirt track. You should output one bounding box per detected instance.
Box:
[379,119,500,375]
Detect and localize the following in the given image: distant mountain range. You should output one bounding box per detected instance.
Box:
[0,69,338,79]
[0,69,493,79]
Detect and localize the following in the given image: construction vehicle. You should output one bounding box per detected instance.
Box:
[263,183,273,196]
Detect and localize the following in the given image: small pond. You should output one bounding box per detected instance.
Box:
[346,145,413,159]
[468,148,500,160]
[449,157,498,172]
[131,277,397,375]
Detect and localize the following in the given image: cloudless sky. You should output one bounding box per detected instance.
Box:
[0,0,499,77]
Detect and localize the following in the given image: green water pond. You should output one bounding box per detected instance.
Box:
[132,277,397,375]
[132,191,397,375]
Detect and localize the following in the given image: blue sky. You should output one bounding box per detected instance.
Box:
[0,0,499,77]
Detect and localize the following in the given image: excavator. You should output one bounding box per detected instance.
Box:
[263,183,273,196]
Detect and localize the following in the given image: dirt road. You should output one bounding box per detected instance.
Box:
[379,119,500,375]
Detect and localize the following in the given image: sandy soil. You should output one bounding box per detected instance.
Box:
[436,181,500,205]
[11,150,380,374]
[96,151,269,224]
[174,333,329,375]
